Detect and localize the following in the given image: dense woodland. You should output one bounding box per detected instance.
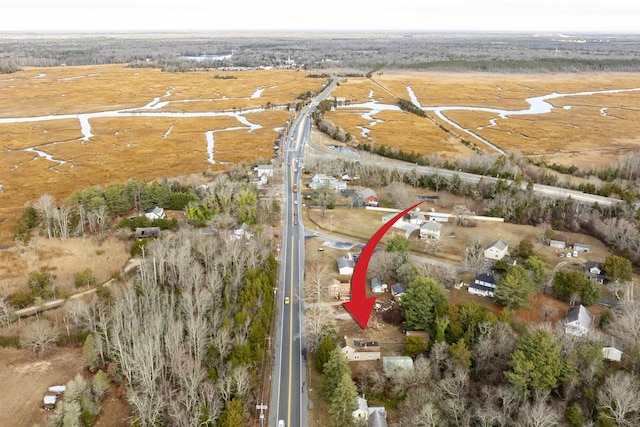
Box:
[2,32,640,72]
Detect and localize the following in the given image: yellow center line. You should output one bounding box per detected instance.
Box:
[287,234,294,426]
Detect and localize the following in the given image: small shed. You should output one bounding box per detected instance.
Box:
[602,336,623,362]
[370,277,386,294]
[391,283,407,300]
[549,240,566,249]
[135,227,161,239]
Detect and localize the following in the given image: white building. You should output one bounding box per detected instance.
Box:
[309,173,347,191]
[564,304,594,337]
[420,221,442,239]
[484,239,509,260]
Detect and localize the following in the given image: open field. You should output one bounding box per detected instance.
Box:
[0,347,85,427]
[0,235,130,297]
[331,72,640,168]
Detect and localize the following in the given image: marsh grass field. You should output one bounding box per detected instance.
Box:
[1,65,640,248]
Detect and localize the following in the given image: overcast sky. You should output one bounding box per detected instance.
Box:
[1,0,638,33]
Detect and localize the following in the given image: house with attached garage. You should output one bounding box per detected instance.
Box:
[564,304,594,337]
[468,273,498,298]
[484,239,509,260]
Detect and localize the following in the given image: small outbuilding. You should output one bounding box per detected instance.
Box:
[602,336,623,362]
[135,227,161,239]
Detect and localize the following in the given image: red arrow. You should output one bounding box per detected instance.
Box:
[343,201,424,329]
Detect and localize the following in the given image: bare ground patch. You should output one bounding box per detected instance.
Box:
[0,347,85,427]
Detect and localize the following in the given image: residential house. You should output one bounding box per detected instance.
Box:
[468,273,498,298]
[360,188,379,207]
[135,227,161,239]
[341,336,381,362]
[350,396,388,426]
[602,336,623,362]
[337,255,355,275]
[329,279,351,301]
[585,261,606,284]
[484,239,509,260]
[404,210,426,225]
[353,397,369,421]
[144,206,166,220]
[382,356,414,376]
[420,220,442,239]
[564,304,594,337]
[549,240,566,249]
[573,243,590,252]
[254,164,274,184]
[309,173,347,191]
[233,223,253,240]
[370,277,386,294]
[391,283,407,301]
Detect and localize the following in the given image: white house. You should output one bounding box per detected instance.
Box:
[404,210,426,225]
[584,261,606,284]
[420,221,442,239]
[564,304,594,337]
[254,164,274,184]
[337,255,355,275]
[602,336,623,362]
[309,173,347,191]
[468,273,498,298]
[353,397,369,421]
[484,239,509,260]
[144,206,166,220]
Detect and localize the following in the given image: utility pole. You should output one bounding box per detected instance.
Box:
[256,404,267,427]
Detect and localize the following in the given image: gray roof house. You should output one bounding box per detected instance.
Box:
[484,239,509,260]
[391,283,407,300]
[370,277,386,294]
[420,220,442,239]
[564,304,594,337]
[135,227,161,239]
[144,206,166,220]
[337,256,355,275]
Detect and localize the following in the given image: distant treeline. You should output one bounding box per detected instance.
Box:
[3,33,640,73]
[399,58,640,73]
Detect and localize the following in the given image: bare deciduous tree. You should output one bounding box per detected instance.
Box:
[21,318,59,355]
[598,372,640,427]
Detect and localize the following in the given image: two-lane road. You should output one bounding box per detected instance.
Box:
[271,77,338,427]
